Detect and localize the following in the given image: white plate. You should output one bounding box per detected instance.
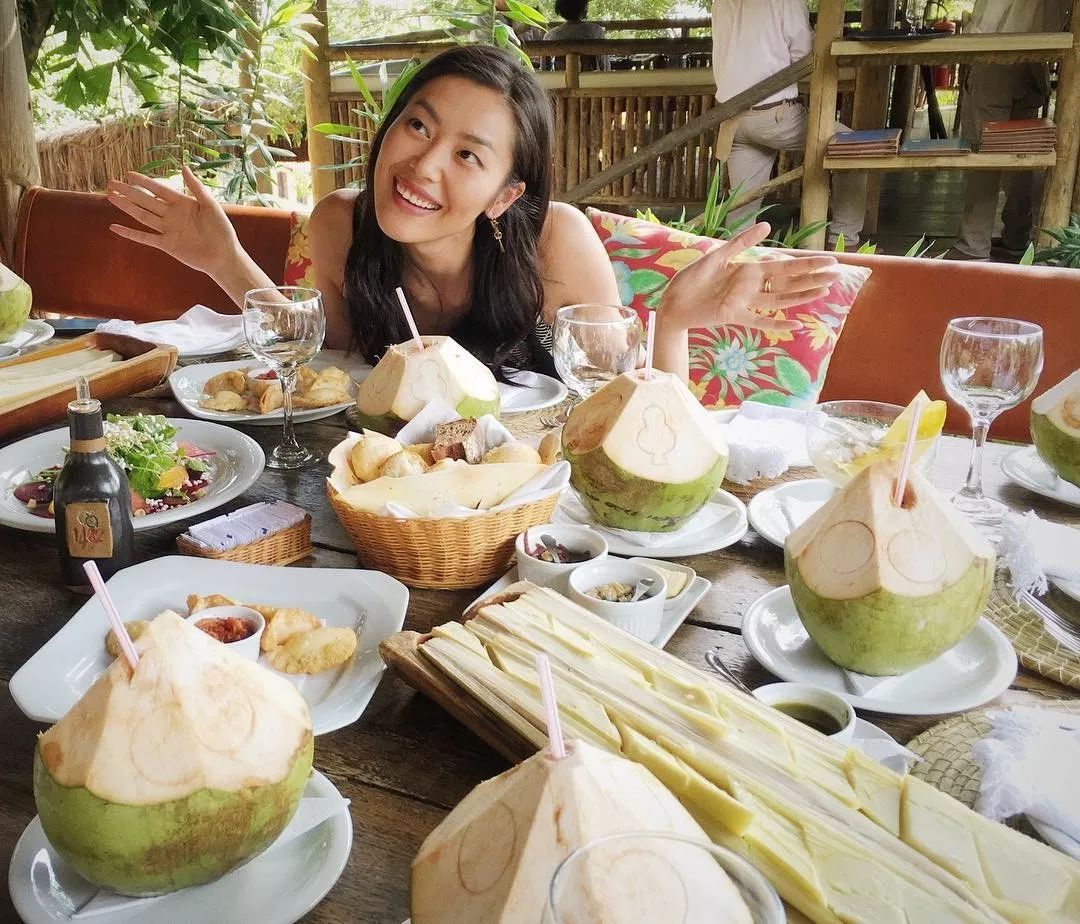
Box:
[2,318,55,351]
[9,557,409,736]
[742,586,1017,715]
[8,769,352,924]
[0,419,264,534]
[1029,818,1080,860]
[469,562,711,649]
[1001,445,1080,508]
[1055,578,1080,603]
[553,489,748,558]
[499,370,568,414]
[747,479,835,549]
[169,351,371,426]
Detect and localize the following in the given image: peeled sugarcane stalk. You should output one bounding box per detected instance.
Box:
[412,584,1080,923]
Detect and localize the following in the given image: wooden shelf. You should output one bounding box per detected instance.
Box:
[831,32,1073,65]
[823,152,1056,171]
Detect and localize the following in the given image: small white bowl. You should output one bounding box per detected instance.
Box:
[568,559,667,642]
[753,682,857,744]
[185,605,265,662]
[515,524,608,594]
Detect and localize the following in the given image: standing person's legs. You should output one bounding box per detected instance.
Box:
[827,118,868,247]
[953,65,1025,258]
[1000,71,1048,251]
[726,108,786,226]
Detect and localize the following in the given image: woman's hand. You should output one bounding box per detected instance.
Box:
[107,165,241,278]
[659,222,843,333]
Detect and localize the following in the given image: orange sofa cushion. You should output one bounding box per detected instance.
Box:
[817,251,1080,444]
[13,187,292,321]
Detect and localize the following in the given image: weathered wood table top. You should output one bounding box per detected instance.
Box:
[1,391,1077,924]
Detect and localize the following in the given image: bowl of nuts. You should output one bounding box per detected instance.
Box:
[567,559,667,642]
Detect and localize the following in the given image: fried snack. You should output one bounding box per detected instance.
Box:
[265,626,358,674]
[292,385,350,409]
[203,370,247,396]
[104,620,150,658]
[247,373,278,399]
[257,383,284,414]
[312,367,349,389]
[187,593,241,613]
[260,607,321,652]
[198,390,248,412]
[297,366,320,392]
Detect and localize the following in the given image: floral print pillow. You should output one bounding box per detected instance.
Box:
[586,208,871,409]
[282,210,315,288]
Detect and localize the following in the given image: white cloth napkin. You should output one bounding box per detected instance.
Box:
[71,792,351,918]
[999,511,1080,596]
[376,399,569,518]
[556,491,738,548]
[722,403,812,485]
[96,305,245,356]
[973,707,1080,845]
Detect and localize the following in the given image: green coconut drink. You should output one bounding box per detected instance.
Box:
[562,370,728,532]
[0,263,32,341]
[1030,369,1080,488]
[785,461,994,675]
[34,610,312,896]
[354,335,500,434]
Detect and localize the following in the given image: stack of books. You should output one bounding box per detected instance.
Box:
[979,118,1057,154]
[899,137,972,156]
[826,128,903,157]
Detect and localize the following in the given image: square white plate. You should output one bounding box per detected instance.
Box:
[10,557,409,736]
[169,350,372,426]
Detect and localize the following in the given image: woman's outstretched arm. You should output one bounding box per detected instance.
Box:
[107,165,276,307]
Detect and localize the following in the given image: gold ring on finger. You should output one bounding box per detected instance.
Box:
[761,277,773,294]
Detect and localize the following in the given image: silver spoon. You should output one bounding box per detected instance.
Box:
[629,576,656,602]
[541,533,589,563]
[704,649,754,697]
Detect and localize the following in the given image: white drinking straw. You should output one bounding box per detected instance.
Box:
[893,395,927,507]
[644,310,657,380]
[395,286,424,352]
[83,561,139,672]
[535,653,566,760]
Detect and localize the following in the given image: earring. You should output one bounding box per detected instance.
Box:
[489,216,504,253]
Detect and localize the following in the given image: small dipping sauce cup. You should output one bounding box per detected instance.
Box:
[753,682,857,744]
[185,605,265,662]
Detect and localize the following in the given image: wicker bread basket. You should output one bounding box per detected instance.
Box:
[328,484,558,589]
[177,515,314,566]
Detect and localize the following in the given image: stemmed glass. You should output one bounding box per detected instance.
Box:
[545,832,784,924]
[940,316,1043,528]
[541,304,642,428]
[242,286,326,470]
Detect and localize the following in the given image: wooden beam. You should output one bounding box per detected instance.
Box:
[302,0,336,203]
[832,32,1073,65]
[1040,0,1080,243]
[727,167,805,211]
[557,54,812,203]
[852,0,892,235]
[800,0,846,250]
[328,38,710,62]
[0,0,40,260]
[824,152,1056,171]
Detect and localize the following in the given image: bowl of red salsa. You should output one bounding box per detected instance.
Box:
[185,605,264,661]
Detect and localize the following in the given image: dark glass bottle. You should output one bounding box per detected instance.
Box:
[53,381,135,592]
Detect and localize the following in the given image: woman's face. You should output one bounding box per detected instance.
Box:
[373,75,524,246]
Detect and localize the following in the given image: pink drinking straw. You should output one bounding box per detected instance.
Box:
[644,310,657,380]
[394,286,425,353]
[535,653,566,760]
[893,395,927,506]
[83,561,139,672]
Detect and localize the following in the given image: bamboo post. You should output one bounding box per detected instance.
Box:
[0,0,40,261]
[852,0,893,235]
[800,0,846,250]
[302,0,336,203]
[1040,0,1080,243]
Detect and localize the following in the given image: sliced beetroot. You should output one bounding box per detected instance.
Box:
[14,481,52,504]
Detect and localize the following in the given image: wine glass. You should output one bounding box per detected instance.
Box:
[940,316,1043,528]
[545,832,784,924]
[541,304,642,428]
[242,286,326,470]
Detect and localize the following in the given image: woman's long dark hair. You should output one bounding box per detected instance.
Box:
[343,45,553,371]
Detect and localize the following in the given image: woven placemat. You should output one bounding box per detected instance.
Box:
[721,466,818,502]
[907,700,1080,819]
[984,573,1080,690]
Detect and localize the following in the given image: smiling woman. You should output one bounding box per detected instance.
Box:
[104,46,843,381]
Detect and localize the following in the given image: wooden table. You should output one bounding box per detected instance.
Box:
[1,392,1077,924]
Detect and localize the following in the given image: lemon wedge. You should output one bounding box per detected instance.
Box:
[155,464,189,490]
[836,392,946,476]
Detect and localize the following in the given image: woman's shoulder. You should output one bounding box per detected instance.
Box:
[541,201,597,253]
[309,188,360,235]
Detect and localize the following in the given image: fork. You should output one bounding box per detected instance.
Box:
[1018,589,1080,653]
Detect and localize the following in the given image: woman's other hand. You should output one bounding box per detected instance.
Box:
[659,222,843,333]
[107,165,240,277]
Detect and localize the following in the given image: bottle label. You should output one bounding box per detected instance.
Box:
[65,502,114,558]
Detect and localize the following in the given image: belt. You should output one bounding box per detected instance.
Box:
[750,99,792,112]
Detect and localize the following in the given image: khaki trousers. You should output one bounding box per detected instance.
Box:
[725,101,867,245]
[954,64,1049,258]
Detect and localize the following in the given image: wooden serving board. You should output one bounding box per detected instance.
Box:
[0,333,178,441]
[380,630,537,766]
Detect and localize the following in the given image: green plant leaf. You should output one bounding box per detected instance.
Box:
[1019,243,1036,265]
